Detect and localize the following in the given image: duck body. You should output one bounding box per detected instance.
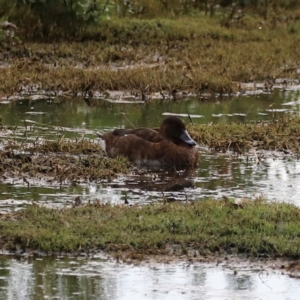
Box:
[98,116,198,168]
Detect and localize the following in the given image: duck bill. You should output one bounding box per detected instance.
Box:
[179,130,197,146]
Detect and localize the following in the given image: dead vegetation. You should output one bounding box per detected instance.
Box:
[0,138,131,185]
[189,115,300,154]
[1,17,300,98]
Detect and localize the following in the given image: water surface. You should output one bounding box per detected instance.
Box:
[0,256,299,300]
[1,89,300,132]
[1,90,300,208]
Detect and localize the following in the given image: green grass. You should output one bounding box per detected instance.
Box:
[1,198,300,258]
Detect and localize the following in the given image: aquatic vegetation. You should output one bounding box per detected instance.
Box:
[1,198,300,258]
[0,138,131,183]
[189,115,300,153]
[33,138,104,154]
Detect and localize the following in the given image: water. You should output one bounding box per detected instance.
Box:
[1,89,300,298]
[1,89,300,132]
[0,256,299,300]
[1,89,300,208]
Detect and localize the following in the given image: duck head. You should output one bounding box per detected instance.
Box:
[159,116,197,146]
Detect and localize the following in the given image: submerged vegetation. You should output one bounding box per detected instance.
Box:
[1,198,300,258]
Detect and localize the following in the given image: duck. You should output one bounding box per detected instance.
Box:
[97,116,198,168]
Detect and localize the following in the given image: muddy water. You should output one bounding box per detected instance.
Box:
[0,256,299,300]
[1,89,300,297]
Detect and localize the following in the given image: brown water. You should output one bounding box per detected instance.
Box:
[1,88,300,298]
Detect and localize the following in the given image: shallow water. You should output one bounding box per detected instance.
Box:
[1,152,299,212]
[0,256,299,300]
[1,89,300,208]
[1,89,300,134]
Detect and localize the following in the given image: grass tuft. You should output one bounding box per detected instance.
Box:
[189,115,300,153]
[1,199,300,258]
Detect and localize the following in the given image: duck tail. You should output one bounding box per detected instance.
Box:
[96,133,107,153]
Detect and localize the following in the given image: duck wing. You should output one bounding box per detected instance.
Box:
[113,128,163,143]
[101,133,198,167]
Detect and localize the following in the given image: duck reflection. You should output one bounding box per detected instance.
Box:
[109,168,197,192]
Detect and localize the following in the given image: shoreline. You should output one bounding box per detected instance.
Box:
[1,16,300,97]
[1,245,300,279]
